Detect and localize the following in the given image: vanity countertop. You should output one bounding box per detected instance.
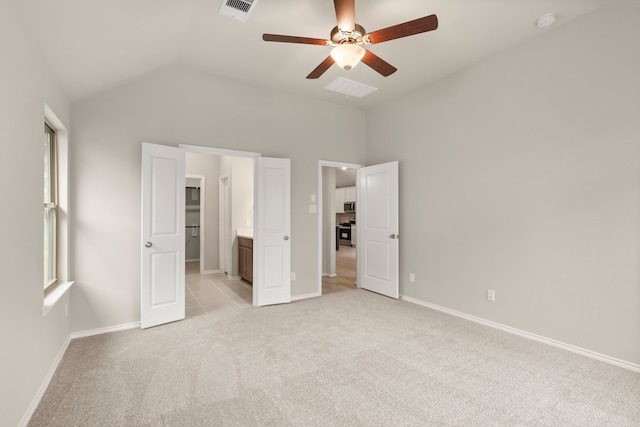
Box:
[237,228,253,239]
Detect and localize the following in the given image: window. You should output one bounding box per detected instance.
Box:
[44,123,58,293]
[42,105,73,315]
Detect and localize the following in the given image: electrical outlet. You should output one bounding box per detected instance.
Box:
[290,272,296,281]
[487,289,495,302]
[309,204,317,213]
[409,273,415,283]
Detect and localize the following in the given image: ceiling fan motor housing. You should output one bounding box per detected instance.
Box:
[330,24,366,44]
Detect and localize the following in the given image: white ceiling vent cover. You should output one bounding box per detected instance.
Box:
[325,77,378,99]
[219,0,260,23]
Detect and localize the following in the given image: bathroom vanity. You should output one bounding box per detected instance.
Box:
[237,231,253,285]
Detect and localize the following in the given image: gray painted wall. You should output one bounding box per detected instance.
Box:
[69,65,367,332]
[366,7,640,365]
[0,2,71,425]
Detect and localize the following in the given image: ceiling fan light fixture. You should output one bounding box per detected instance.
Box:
[330,44,365,70]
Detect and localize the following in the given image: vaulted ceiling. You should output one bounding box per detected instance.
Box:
[16,0,638,109]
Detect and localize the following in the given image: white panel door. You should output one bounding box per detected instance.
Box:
[255,157,291,306]
[358,161,399,299]
[141,143,185,328]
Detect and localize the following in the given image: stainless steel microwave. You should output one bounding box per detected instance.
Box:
[344,202,355,212]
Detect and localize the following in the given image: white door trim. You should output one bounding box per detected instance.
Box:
[178,144,264,306]
[146,144,291,309]
[316,160,364,296]
[180,144,261,159]
[218,175,230,276]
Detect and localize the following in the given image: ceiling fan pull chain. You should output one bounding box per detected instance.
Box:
[346,69,351,102]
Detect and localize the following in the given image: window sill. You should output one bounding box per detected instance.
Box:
[43,281,74,316]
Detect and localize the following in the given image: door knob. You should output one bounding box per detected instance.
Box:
[389,234,396,239]
[145,242,153,248]
[284,236,289,241]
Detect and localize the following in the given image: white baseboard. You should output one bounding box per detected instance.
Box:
[70,322,140,339]
[291,291,321,302]
[322,273,337,278]
[19,335,71,427]
[186,258,200,262]
[202,269,220,274]
[228,275,241,281]
[400,295,640,373]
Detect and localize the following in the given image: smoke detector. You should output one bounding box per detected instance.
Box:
[536,13,556,28]
[219,0,260,23]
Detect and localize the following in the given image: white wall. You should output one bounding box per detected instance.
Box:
[230,157,254,278]
[185,152,220,271]
[218,155,254,277]
[322,167,336,276]
[0,2,71,425]
[366,7,640,366]
[70,65,367,332]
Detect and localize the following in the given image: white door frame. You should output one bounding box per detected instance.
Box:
[218,175,230,276]
[143,143,292,325]
[316,160,364,296]
[186,174,205,273]
[180,145,262,303]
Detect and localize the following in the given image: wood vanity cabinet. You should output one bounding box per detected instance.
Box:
[238,236,253,284]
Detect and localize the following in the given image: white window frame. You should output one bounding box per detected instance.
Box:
[44,122,58,293]
[43,104,73,315]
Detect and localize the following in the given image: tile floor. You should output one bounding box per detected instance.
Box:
[185,262,253,318]
[187,247,356,318]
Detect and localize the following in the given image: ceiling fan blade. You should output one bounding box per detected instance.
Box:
[306,56,335,79]
[361,50,397,77]
[263,34,329,46]
[366,14,438,44]
[334,0,355,33]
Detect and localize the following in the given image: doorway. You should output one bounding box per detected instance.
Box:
[182,152,255,318]
[179,144,292,308]
[185,175,204,274]
[317,160,363,295]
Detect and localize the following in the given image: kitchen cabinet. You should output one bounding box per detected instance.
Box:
[335,187,345,213]
[345,186,356,203]
[238,236,253,284]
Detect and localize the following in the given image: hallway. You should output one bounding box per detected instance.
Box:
[322,245,357,295]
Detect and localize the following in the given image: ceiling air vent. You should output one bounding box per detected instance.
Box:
[325,77,378,99]
[219,0,260,23]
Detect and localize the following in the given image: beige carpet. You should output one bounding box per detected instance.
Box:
[29,289,640,426]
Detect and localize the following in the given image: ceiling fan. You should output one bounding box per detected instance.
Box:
[262,0,438,79]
